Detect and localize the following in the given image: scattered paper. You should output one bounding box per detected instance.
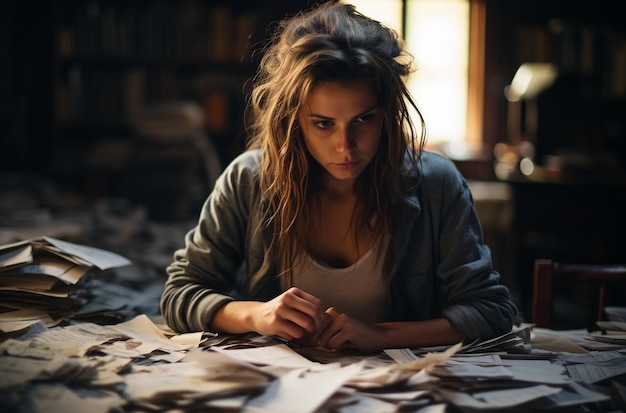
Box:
[244,362,363,413]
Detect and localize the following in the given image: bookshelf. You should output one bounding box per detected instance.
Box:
[42,0,310,216]
[501,0,626,170]
[53,1,266,160]
[54,2,260,127]
[486,0,626,320]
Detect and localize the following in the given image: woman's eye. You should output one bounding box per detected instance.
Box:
[314,120,332,129]
[356,113,374,123]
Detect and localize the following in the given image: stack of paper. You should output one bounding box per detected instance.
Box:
[0,236,130,333]
[589,308,626,347]
[0,315,621,412]
[605,306,626,322]
[0,314,269,412]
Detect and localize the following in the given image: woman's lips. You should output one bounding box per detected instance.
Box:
[334,160,360,170]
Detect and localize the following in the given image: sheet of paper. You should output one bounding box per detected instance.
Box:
[596,320,626,331]
[27,382,127,413]
[359,388,431,402]
[384,347,418,363]
[212,343,321,368]
[0,354,68,389]
[243,362,363,413]
[395,342,463,372]
[459,326,531,353]
[13,255,90,285]
[448,354,504,366]
[542,381,610,408]
[12,335,75,358]
[27,322,122,357]
[532,327,624,351]
[347,343,461,390]
[529,331,588,353]
[587,331,626,345]
[604,306,626,321]
[566,360,626,383]
[11,319,48,340]
[438,384,562,409]
[43,236,131,270]
[0,355,50,389]
[88,355,131,386]
[124,352,271,403]
[325,393,397,413]
[124,372,264,401]
[504,359,570,384]
[97,339,160,358]
[169,331,204,347]
[108,314,191,353]
[559,349,626,365]
[205,394,249,410]
[386,351,504,367]
[430,362,513,380]
[0,242,32,270]
[0,308,55,333]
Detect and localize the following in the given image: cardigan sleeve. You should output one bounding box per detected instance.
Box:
[396,151,517,339]
[160,151,260,333]
[430,154,517,339]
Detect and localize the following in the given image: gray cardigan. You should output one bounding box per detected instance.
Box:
[160,149,517,339]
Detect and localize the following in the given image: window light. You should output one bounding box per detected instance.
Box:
[341,0,471,148]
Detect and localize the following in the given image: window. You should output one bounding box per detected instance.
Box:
[341,0,483,152]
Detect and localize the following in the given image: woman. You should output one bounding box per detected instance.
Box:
[160,1,517,353]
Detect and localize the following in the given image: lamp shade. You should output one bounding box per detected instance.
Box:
[505,63,558,101]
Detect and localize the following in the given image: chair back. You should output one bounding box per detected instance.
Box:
[532,259,626,330]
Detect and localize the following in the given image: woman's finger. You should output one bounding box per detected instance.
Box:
[316,307,343,346]
[283,287,324,331]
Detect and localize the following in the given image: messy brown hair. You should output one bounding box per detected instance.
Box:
[245,1,426,282]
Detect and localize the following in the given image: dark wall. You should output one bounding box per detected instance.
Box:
[1,1,55,172]
[3,0,625,179]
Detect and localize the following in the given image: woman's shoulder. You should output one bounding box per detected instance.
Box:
[411,150,465,183]
[213,149,262,196]
[419,150,457,170]
[412,150,469,195]
[228,148,262,170]
[221,149,262,179]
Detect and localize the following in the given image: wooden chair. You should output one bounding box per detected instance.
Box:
[532,259,626,330]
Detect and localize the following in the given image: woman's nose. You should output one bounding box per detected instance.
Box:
[335,127,356,153]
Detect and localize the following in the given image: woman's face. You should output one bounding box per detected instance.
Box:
[298,80,383,188]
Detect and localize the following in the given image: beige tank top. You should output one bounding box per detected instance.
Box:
[284,238,389,324]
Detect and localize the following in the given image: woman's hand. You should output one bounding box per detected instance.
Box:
[253,287,325,341]
[315,307,386,353]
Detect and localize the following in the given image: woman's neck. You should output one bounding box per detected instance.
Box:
[306,182,376,268]
[320,175,357,200]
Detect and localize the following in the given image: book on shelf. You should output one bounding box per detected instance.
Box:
[57,1,260,62]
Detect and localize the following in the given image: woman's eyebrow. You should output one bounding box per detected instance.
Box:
[306,106,379,119]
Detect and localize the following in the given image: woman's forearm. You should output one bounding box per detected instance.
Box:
[210,301,263,334]
[209,288,326,340]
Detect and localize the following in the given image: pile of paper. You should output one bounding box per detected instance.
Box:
[0,236,131,333]
[204,330,615,412]
[0,315,622,413]
[605,306,626,322]
[0,314,270,412]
